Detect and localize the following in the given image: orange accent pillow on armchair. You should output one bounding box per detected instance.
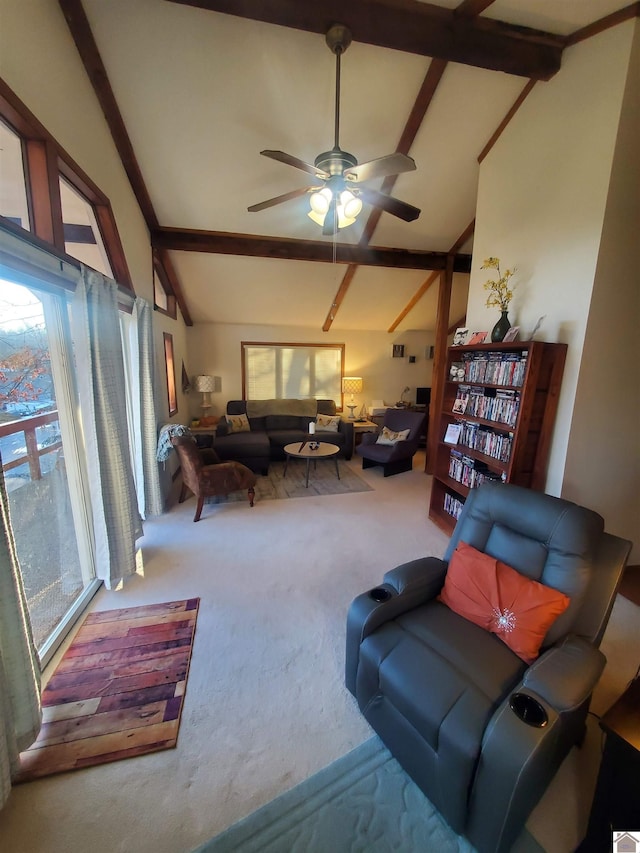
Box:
[438,541,571,663]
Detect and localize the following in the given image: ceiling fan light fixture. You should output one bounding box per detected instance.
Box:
[340,190,362,220]
[309,187,332,215]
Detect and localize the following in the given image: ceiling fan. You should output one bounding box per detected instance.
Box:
[248,24,421,236]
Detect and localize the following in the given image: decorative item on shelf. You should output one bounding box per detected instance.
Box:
[396,386,411,408]
[342,376,363,419]
[453,328,470,346]
[481,257,516,342]
[194,374,221,416]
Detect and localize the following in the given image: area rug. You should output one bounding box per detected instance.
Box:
[193,737,544,853]
[209,459,373,503]
[16,599,199,782]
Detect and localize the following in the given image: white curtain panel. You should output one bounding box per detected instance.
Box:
[134,297,163,517]
[0,453,41,809]
[72,267,142,589]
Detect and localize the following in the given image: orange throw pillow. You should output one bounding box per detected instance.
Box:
[439,541,571,663]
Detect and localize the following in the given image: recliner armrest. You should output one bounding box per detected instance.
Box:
[384,556,447,597]
[522,635,605,712]
[467,635,605,852]
[345,557,447,695]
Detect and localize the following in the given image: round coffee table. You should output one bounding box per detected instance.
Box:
[283,441,341,488]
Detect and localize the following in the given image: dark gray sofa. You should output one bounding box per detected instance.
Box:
[210,399,353,473]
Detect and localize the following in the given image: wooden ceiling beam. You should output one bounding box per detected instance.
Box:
[454,0,498,19]
[388,219,475,332]
[388,271,440,333]
[152,227,472,272]
[58,0,158,230]
[359,57,448,247]
[165,0,563,80]
[58,0,193,324]
[322,265,358,331]
[565,2,640,47]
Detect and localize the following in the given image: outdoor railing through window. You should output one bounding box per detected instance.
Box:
[0,410,62,481]
[0,409,87,653]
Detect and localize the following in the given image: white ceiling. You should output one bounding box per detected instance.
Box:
[79,0,630,331]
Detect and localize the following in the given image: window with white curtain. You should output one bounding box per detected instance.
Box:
[242,342,345,402]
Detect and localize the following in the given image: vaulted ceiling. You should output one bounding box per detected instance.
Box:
[60,0,636,331]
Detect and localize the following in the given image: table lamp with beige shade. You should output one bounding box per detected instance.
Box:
[342,376,363,419]
[194,374,220,417]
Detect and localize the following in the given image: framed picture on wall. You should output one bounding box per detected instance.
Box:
[164,332,178,416]
[392,344,405,358]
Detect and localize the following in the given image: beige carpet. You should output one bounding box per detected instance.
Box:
[0,451,637,853]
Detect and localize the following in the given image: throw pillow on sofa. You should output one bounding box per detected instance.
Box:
[315,413,341,432]
[376,426,410,445]
[226,413,251,433]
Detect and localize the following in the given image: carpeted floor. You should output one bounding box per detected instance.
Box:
[195,737,543,853]
[1,451,637,853]
[16,599,199,782]
[209,458,373,502]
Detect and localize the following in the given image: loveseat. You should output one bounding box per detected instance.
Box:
[206,399,353,474]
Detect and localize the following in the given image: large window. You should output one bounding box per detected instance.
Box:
[0,80,137,663]
[242,342,344,403]
[0,275,98,666]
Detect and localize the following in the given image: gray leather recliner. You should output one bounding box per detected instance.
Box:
[345,482,631,852]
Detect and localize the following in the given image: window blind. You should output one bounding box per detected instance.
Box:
[243,343,344,401]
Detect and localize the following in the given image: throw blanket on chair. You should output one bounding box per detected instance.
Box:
[156,423,191,463]
[246,399,318,419]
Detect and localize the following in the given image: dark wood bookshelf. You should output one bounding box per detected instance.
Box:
[429,341,567,535]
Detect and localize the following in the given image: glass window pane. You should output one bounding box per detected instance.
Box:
[0,119,31,231]
[243,344,343,401]
[154,270,168,311]
[59,176,113,277]
[0,278,94,652]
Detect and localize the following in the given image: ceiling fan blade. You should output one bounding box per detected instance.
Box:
[357,187,421,222]
[260,150,330,180]
[248,187,313,213]
[343,153,416,183]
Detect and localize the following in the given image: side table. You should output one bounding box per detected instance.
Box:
[347,420,379,454]
[576,677,640,851]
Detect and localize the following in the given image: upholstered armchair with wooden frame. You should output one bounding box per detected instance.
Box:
[171,436,256,522]
[356,408,426,476]
[346,482,631,852]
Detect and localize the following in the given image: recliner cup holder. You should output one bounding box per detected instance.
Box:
[369,587,392,603]
[509,692,548,727]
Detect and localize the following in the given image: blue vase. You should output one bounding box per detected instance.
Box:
[491,311,511,343]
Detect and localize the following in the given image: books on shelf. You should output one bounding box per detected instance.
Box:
[448,449,503,489]
[444,423,462,445]
[452,386,470,414]
[448,349,528,387]
[444,491,465,520]
[458,420,513,462]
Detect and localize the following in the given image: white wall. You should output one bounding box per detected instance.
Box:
[466,21,638,552]
[187,323,435,419]
[562,20,640,559]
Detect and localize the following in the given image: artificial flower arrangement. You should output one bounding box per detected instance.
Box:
[481,257,516,311]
